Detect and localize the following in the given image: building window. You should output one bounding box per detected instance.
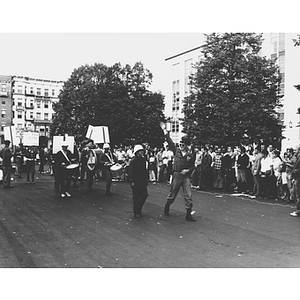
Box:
[30,87,34,94]
[52,89,55,96]
[45,89,49,97]
[271,53,277,60]
[172,120,180,133]
[36,100,41,108]
[184,59,193,95]
[17,85,22,94]
[44,113,49,120]
[36,112,41,120]
[44,101,49,109]
[30,112,33,119]
[17,101,22,107]
[1,84,6,92]
[37,88,41,96]
[1,109,6,118]
[2,100,5,105]
[17,111,22,119]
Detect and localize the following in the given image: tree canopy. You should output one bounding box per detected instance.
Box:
[51,62,165,147]
[182,33,284,149]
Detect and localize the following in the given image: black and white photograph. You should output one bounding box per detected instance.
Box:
[0,1,299,299]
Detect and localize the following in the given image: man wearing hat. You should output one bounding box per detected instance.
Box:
[0,140,13,189]
[128,144,148,218]
[99,143,116,196]
[55,142,73,198]
[160,124,196,222]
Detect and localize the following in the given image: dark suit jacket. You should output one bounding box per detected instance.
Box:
[55,150,73,167]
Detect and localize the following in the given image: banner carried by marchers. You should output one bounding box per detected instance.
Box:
[86,125,110,144]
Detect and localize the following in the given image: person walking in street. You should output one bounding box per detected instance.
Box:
[24,146,37,184]
[14,143,24,178]
[55,143,74,198]
[128,144,149,218]
[0,140,13,189]
[160,123,196,222]
[38,144,46,174]
[99,143,116,196]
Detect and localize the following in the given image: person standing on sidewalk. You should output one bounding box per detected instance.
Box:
[128,144,148,218]
[0,140,13,189]
[160,123,196,222]
[289,145,300,217]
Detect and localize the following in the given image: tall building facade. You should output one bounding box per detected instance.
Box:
[0,75,13,142]
[164,33,300,149]
[261,33,300,150]
[11,76,64,144]
[165,45,204,144]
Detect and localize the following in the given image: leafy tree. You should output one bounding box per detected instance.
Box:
[182,33,284,149]
[293,35,300,92]
[51,62,165,147]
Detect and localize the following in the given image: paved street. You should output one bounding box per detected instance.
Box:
[0,170,300,268]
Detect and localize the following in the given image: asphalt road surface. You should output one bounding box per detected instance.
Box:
[0,170,300,268]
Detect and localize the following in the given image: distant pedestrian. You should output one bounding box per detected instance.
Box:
[160,123,196,222]
[0,140,13,189]
[99,143,116,196]
[290,145,300,217]
[128,144,149,218]
[24,146,37,183]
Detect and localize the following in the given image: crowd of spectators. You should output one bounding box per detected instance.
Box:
[1,139,299,204]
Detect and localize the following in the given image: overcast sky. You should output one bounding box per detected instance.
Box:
[0,33,204,93]
[1,0,297,96]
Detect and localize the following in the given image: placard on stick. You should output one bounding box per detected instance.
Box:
[86,125,110,144]
[23,132,39,146]
[4,126,18,146]
[53,134,75,154]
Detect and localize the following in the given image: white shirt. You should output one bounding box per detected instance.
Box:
[261,156,273,173]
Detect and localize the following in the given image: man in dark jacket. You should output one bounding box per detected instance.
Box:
[128,144,148,218]
[99,143,116,196]
[0,140,13,189]
[55,143,74,198]
[160,123,196,222]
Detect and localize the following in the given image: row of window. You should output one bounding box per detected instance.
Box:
[1,109,51,120]
[14,85,56,97]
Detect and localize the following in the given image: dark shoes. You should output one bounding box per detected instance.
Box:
[134,214,142,218]
[186,208,196,222]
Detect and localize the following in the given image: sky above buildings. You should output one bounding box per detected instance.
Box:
[0,33,204,94]
[1,0,296,97]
